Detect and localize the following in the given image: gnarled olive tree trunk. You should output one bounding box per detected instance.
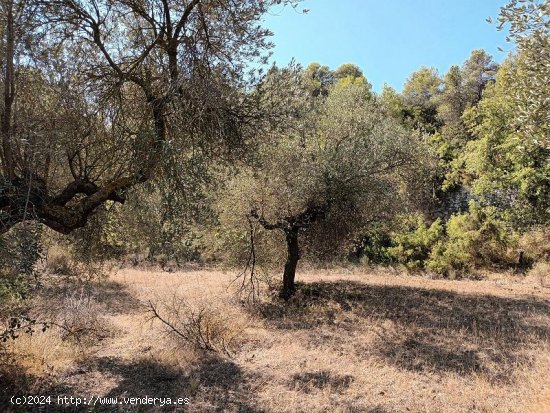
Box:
[281,227,300,300]
[250,204,327,300]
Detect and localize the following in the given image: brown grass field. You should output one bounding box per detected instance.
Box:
[1,267,550,412]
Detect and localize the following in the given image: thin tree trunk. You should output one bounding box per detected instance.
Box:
[1,0,15,181]
[280,227,300,301]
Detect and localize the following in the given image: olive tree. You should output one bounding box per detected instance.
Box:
[222,70,417,300]
[0,0,300,235]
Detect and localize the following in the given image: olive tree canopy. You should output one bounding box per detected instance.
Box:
[221,67,421,299]
[0,0,300,234]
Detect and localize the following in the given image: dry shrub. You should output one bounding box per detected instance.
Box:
[45,245,114,283]
[2,327,81,377]
[148,297,247,356]
[52,290,110,345]
[69,260,113,283]
[53,259,112,284]
[45,246,73,275]
[25,288,111,348]
[519,227,550,263]
[526,262,550,288]
[0,317,81,387]
[0,282,110,398]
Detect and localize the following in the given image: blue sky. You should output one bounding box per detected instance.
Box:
[262,0,513,92]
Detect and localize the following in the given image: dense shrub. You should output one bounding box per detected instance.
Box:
[427,203,511,276]
[0,277,31,315]
[348,229,393,265]
[387,215,444,270]
[0,223,44,279]
[0,223,44,314]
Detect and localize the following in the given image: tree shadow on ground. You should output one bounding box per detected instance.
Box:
[88,280,144,314]
[0,359,74,413]
[1,354,262,413]
[289,370,354,394]
[79,355,261,412]
[256,280,550,381]
[37,278,143,315]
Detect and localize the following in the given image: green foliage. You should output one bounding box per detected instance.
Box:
[302,63,368,98]
[0,1,542,281]
[350,229,393,265]
[0,276,31,309]
[301,62,372,101]
[385,205,513,276]
[0,224,41,313]
[401,66,442,133]
[403,66,442,108]
[0,222,44,280]
[203,215,286,268]
[304,62,335,97]
[427,203,511,276]
[220,67,417,264]
[498,0,550,149]
[445,1,550,230]
[427,50,498,205]
[334,63,364,80]
[461,49,499,104]
[379,84,407,121]
[97,190,206,264]
[456,59,550,228]
[387,215,444,270]
[15,223,45,278]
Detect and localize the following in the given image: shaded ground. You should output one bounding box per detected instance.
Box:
[257,281,550,381]
[1,269,550,412]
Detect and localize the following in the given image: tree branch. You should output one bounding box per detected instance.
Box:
[173,0,200,40]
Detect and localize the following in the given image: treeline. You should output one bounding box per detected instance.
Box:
[98,48,548,281]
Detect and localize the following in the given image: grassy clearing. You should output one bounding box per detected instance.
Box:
[1,268,550,412]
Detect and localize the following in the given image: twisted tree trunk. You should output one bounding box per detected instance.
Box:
[281,227,300,300]
[251,203,328,301]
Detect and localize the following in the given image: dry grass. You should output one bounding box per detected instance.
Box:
[526,262,550,288]
[44,246,74,276]
[2,267,550,412]
[147,295,247,355]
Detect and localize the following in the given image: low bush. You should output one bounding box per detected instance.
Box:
[53,290,109,345]
[148,297,246,356]
[0,279,32,321]
[526,261,550,288]
[0,223,44,279]
[518,227,550,264]
[387,215,444,270]
[44,243,113,283]
[427,203,511,276]
[45,247,74,276]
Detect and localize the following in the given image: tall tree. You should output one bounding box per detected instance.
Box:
[461,49,499,104]
[222,69,417,299]
[402,66,442,133]
[304,62,334,97]
[334,63,364,80]
[459,58,549,228]
[498,0,549,154]
[449,1,550,228]
[0,0,297,235]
